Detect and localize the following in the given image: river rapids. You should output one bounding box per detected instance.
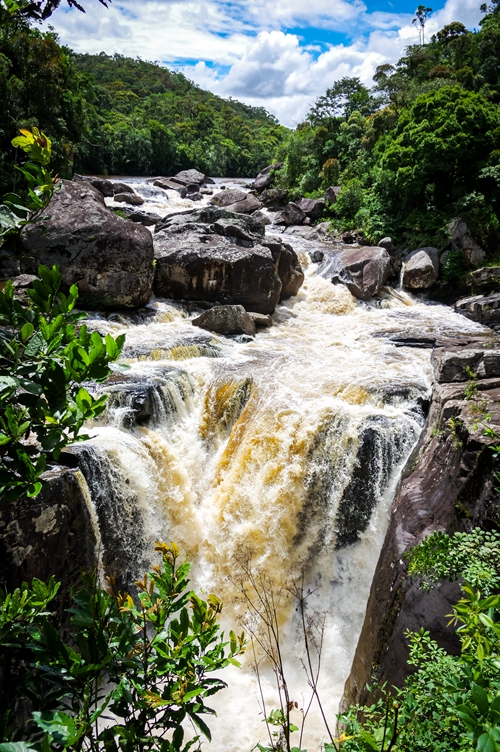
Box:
[72,177,488,750]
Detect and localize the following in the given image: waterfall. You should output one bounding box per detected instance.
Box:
[72,180,489,749]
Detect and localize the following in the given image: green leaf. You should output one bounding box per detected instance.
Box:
[477,732,498,752]
[473,683,490,716]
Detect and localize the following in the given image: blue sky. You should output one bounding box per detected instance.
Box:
[46,0,484,126]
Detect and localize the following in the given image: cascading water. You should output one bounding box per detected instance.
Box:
[73,177,489,749]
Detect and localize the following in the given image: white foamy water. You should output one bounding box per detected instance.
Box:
[76,177,488,750]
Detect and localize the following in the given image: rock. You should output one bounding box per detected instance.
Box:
[284,223,331,241]
[192,304,256,336]
[342,230,355,244]
[189,192,203,201]
[325,186,341,204]
[210,188,247,207]
[154,178,186,194]
[259,188,288,208]
[251,210,271,226]
[186,183,200,194]
[455,292,500,327]
[204,177,215,185]
[281,202,306,226]
[171,169,206,186]
[309,250,324,263]
[344,336,500,703]
[225,194,263,214]
[114,192,145,206]
[112,181,134,195]
[153,205,303,314]
[318,246,392,300]
[295,197,325,220]
[74,174,114,197]
[253,162,283,192]
[20,180,154,309]
[248,311,272,328]
[403,247,440,289]
[467,266,500,292]
[378,236,401,276]
[449,217,485,267]
[124,210,161,227]
[201,188,213,195]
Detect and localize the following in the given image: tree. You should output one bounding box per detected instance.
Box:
[0,0,110,25]
[413,5,433,45]
[308,77,376,124]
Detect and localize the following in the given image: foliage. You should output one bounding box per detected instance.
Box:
[0,542,246,751]
[0,0,109,25]
[0,264,125,499]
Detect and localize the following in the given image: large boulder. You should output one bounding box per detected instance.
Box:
[259,188,288,208]
[467,266,500,292]
[449,217,485,268]
[114,192,145,206]
[153,205,304,314]
[20,180,154,309]
[318,245,392,300]
[171,169,206,186]
[112,181,134,195]
[403,247,440,289]
[325,186,341,204]
[253,163,282,192]
[74,174,114,197]
[455,292,500,328]
[153,178,187,196]
[281,202,306,226]
[295,197,325,220]
[210,188,247,207]
[192,305,256,336]
[225,194,263,214]
[378,236,401,276]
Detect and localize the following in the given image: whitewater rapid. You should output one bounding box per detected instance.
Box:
[74,176,488,750]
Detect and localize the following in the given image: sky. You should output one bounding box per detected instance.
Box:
[44,0,485,127]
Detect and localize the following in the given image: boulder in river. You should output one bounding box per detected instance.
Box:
[295,197,325,220]
[171,169,206,186]
[74,174,114,197]
[210,188,247,207]
[192,304,256,336]
[467,266,500,292]
[225,194,263,214]
[449,217,485,268]
[281,202,306,226]
[112,181,135,195]
[403,247,440,289]
[378,236,401,276]
[259,188,288,208]
[318,245,392,300]
[251,210,271,227]
[114,192,145,206]
[153,178,187,197]
[253,163,282,192]
[455,292,500,328]
[153,205,304,314]
[20,180,154,309]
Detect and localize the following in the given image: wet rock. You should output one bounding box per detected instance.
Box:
[296,197,325,220]
[456,292,500,327]
[378,236,401,276]
[112,181,135,195]
[248,311,272,328]
[20,180,154,309]
[259,188,288,208]
[226,194,263,214]
[210,188,247,207]
[74,174,114,197]
[318,245,392,300]
[153,178,187,196]
[201,188,213,195]
[186,183,200,194]
[204,177,215,185]
[123,210,161,227]
[342,230,355,244]
[309,250,324,263]
[192,304,256,336]
[449,217,485,267]
[325,185,341,204]
[345,336,500,704]
[171,169,206,186]
[433,346,500,382]
[189,192,203,201]
[253,162,283,192]
[114,192,145,206]
[251,210,271,227]
[403,247,440,289]
[153,206,303,314]
[284,223,331,241]
[467,266,500,292]
[281,202,306,226]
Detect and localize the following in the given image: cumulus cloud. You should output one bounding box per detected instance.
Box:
[45,0,486,127]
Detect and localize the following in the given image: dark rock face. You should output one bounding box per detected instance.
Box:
[403,247,440,289]
[378,236,401,276]
[153,178,187,196]
[296,197,325,219]
[225,194,263,214]
[259,188,288,208]
[0,467,98,613]
[192,304,256,336]
[344,335,500,705]
[325,186,341,204]
[467,267,500,293]
[112,181,134,195]
[281,202,306,226]
[74,174,114,197]
[122,209,161,226]
[248,311,272,328]
[318,245,392,300]
[456,292,500,327]
[251,210,271,227]
[210,188,247,207]
[449,217,485,267]
[153,206,304,314]
[253,163,282,192]
[20,180,154,309]
[114,192,145,206]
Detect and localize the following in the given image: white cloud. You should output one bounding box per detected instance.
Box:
[45,0,487,127]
